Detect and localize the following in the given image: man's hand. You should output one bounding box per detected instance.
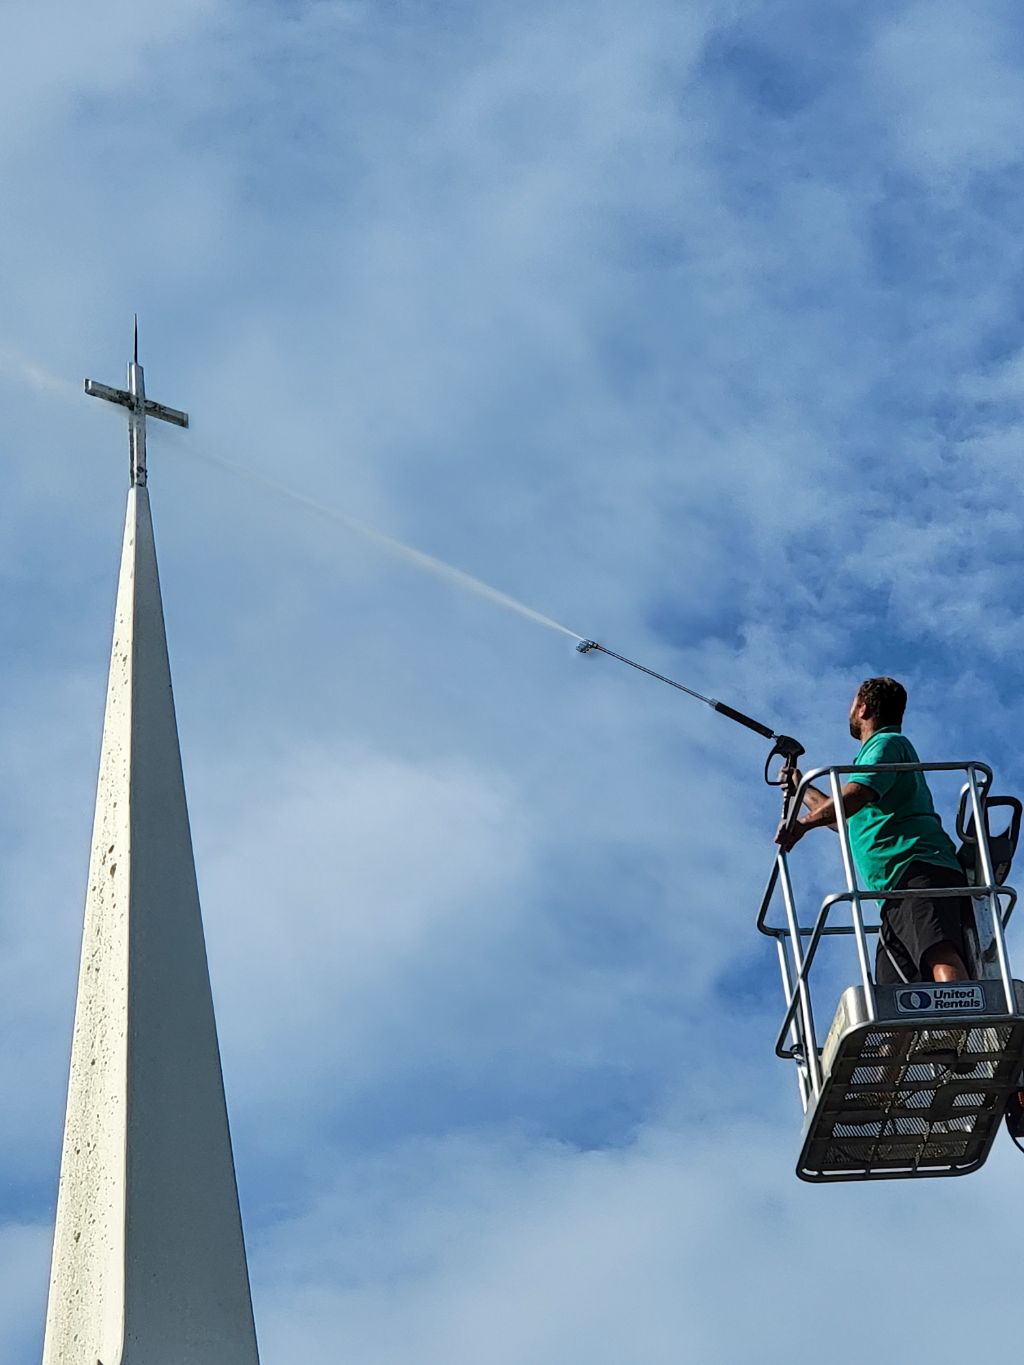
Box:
[775,779,876,853]
[781,764,803,793]
[775,816,808,853]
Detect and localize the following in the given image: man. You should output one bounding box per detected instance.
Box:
[775,676,971,985]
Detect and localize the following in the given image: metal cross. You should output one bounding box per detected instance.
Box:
[85,318,189,487]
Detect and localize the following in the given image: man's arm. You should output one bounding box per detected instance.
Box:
[776,780,877,852]
[792,773,835,821]
[781,766,839,828]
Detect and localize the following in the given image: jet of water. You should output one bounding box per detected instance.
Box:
[0,345,80,403]
[182,444,585,643]
[0,341,585,642]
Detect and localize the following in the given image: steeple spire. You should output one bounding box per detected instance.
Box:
[42,349,259,1364]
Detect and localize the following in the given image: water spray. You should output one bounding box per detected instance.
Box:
[178,442,584,640]
[185,443,801,782]
[173,432,804,785]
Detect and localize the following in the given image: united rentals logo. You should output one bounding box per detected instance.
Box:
[894,984,985,1014]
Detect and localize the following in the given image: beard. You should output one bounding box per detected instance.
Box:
[849,719,862,740]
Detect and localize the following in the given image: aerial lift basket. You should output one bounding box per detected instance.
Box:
[759,761,1024,1182]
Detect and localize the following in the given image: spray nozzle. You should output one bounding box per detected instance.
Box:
[577,640,600,654]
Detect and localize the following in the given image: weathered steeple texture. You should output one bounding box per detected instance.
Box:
[42,486,259,1365]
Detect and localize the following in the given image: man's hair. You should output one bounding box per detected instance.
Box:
[856,676,907,726]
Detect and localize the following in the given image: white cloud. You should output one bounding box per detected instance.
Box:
[248,1120,1024,1365]
[872,1,1024,180]
[0,0,217,134]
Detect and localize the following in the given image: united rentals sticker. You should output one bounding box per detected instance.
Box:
[894,985,985,1014]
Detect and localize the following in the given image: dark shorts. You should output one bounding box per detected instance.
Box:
[875,860,970,985]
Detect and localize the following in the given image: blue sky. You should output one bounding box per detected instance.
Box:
[4,0,1024,1359]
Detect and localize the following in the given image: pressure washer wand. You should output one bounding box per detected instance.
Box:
[576,640,804,786]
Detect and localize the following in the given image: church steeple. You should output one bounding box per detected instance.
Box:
[42,338,259,1364]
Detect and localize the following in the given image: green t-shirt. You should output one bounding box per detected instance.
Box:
[846,727,960,891]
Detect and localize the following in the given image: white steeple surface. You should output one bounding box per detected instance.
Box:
[42,344,259,1364]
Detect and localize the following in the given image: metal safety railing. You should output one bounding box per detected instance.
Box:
[757,761,1019,1112]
